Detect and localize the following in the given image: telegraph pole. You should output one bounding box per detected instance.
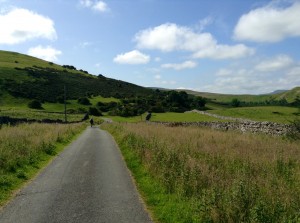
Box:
[64,85,67,123]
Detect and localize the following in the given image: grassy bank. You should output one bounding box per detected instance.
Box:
[0,123,86,206]
[102,123,300,223]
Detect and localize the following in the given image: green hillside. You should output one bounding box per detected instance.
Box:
[276,87,300,102]
[0,50,153,103]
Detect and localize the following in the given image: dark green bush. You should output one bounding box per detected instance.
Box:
[89,107,102,116]
[28,100,43,109]
[77,97,91,105]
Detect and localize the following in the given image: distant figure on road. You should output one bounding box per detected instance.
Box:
[145,112,152,121]
[90,118,94,127]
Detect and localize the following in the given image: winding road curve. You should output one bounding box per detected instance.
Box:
[0,127,152,223]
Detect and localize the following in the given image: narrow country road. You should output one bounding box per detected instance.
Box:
[0,127,152,223]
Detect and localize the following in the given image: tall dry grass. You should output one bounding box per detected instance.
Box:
[104,123,300,222]
[0,123,84,173]
[0,123,85,204]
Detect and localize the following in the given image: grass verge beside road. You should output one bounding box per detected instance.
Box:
[0,123,86,206]
[102,122,300,223]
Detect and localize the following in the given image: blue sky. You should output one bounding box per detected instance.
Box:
[1,0,300,94]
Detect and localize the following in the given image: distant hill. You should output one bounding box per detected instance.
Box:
[267,90,288,95]
[1,50,299,107]
[276,87,300,102]
[181,88,299,104]
[0,50,153,103]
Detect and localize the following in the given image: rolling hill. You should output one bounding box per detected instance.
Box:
[0,50,153,104]
[0,50,299,108]
[182,87,300,104]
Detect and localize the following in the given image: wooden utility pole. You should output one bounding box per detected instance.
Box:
[64,85,67,123]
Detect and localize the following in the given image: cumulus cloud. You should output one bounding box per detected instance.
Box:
[79,0,109,12]
[113,50,150,65]
[161,60,197,70]
[134,23,254,59]
[255,55,294,72]
[202,56,300,94]
[134,23,214,52]
[0,8,57,45]
[234,2,300,42]
[195,17,213,32]
[28,45,62,62]
[192,44,255,59]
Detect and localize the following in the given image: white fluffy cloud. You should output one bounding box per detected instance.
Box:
[255,55,294,72]
[234,2,300,42]
[113,50,150,65]
[134,23,254,59]
[79,0,109,12]
[202,55,300,94]
[0,8,57,45]
[161,60,197,70]
[28,45,62,62]
[192,44,255,59]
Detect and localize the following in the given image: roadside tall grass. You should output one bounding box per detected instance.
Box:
[0,123,85,205]
[103,123,300,222]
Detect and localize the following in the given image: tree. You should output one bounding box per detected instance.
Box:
[89,107,102,116]
[193,96,207,109]
[231,98,241,107]
[28,100,43,109]
[292,96,300,107]
[77,97,91,105]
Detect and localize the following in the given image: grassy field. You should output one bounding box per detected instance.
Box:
[107,112,224,123]
[208,106,299,124]
[0,95,121,122]
[103,122,300,223]
[151,112,224,122]
[0,122,86,206]
[0,108,84,122]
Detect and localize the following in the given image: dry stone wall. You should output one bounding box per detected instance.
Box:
[152,121,291,136]
[152,110,292,136]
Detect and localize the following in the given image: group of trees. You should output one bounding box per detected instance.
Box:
[69,90,207,117]
[85,90,207,117]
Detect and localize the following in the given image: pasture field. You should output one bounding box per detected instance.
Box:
[208,106,299,124]
[103,122,300,223]
[107,112,225,123]
[151,112,224,122]
[0,108,84,122]
[0,122,86,206]
[107,115,144,123]
[0,95,120,122]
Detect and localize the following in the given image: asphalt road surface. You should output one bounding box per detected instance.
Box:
[0,126,152,223]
